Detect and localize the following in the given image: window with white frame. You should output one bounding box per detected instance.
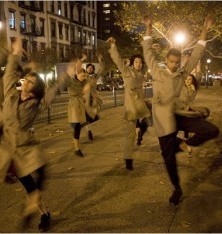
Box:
[9,11,16,29]
[103,10,110,14]
[103,3,110,7]
[20,14,26,31]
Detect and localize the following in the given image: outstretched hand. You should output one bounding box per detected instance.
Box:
[66,60,78,78]
[11,37,23,57]
[106,37,116,46]
[80,54,87,62]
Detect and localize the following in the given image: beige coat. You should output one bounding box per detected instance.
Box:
[142,38,205,137]
[66,76,87,123]
[0,47,9,129]
[0,54,68,181]
[109,44,150,121]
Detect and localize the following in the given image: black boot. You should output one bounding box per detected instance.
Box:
[88,130,93,141]
[75,149,84,157]
[125,159,133,170]
[38,212,50,232]
[169,188,182,206]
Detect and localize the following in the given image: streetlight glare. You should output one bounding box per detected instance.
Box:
[207,59,211,64]
[174,32,186,44]
[0,21,3,30]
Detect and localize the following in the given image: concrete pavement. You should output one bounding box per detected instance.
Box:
[1,86,222,232]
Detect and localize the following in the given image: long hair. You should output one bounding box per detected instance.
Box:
[25,72,45,102]
[188,73,199,90]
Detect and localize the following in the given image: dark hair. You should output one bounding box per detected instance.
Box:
[25,72,45,102]
[86,63,95,71]
[167,48,182,58]
[129,54,144,66]
[188,73,199,90]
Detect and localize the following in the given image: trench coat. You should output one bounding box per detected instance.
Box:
[0,47,9,130]
[0,54,68,181]
[66,76,88,123]
[109,44,151,121]
[142,38,205,137]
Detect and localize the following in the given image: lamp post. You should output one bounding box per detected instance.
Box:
[205,58,211,88]
[174,32,186,52]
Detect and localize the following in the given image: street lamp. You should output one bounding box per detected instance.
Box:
[205,59,211,88]
[174,32,186,52]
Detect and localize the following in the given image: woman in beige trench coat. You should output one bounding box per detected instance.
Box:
[107,37,151,170]
[65,55,95,157]
[0,38,75,232]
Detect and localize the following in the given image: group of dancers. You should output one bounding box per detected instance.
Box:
[0,14,220,232]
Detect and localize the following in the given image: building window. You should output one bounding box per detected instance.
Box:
[59,23,63,39]
[78,29,81,42]
[31,41,37,54]
[71,28,74,41]
[83,31,86,44]
[70,5,74,20]
[59,47,64,61]
[87,32,91,45]
[58,1,62,15]
[20,14,26,32]
[50,2,54,13]
[9,11,16,29]
[51,21,56,37]
[64,3,68,18]
[65,25,69,41]
[103,3,110,8]
[92,34,95,46]
[22,39,27,50]
[104,29,111,34]
[30,16,36,33]
[40,42,46,53]
[39,1,44,12]
[88,11,90,26]
[103,10,110,14]
[82,9,86,24]
[39,19,45,36]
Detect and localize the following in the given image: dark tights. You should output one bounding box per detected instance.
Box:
[18,166,45,194]
[70,123,81,139]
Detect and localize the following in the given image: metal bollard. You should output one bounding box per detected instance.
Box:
[113,86,117,107]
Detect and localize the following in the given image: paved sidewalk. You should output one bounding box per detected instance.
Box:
[0,87,222,232]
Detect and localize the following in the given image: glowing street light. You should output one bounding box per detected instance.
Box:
[0,21,3,30]
[207,58,211,64]
[174,32,186,45]
[205,59,212,88]
[174,32,186,52]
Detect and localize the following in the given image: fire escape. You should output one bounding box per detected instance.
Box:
[19,1,42,59]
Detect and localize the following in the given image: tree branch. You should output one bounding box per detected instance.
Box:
[205,49,222,59]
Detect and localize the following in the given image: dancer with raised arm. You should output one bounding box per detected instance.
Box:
[142,15,219,205]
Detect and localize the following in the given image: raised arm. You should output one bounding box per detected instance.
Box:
[41,60,79,108]
[96,53,105,77]
[142,16,161,78]
[106,37,130,75]
[3,38,23,97]
[185,15,213,74]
